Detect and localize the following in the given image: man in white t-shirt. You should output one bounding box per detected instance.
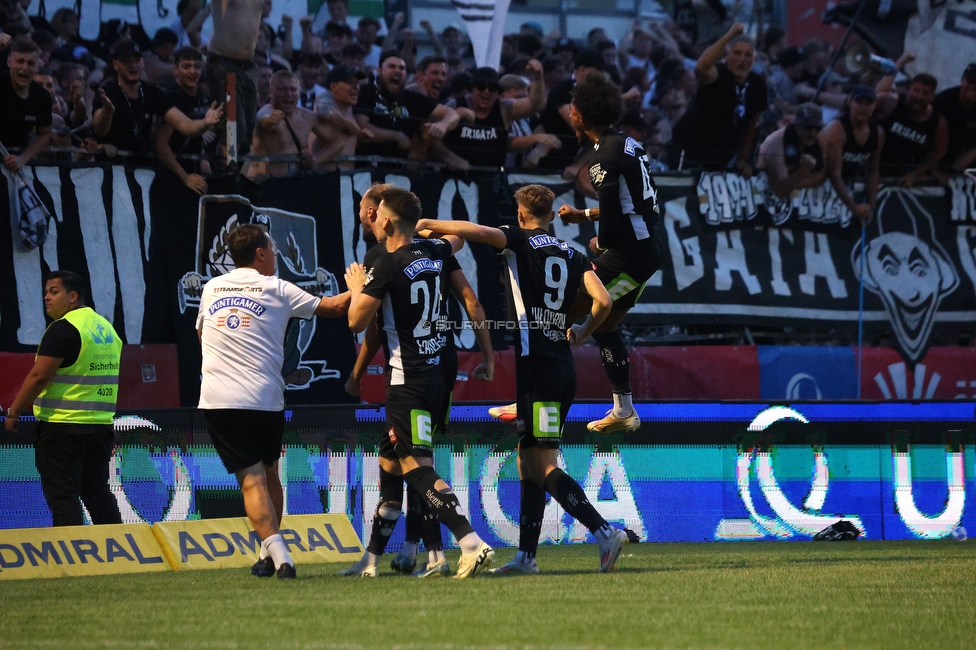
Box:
[196,223,349,579]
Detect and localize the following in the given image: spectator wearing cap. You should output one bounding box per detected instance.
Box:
[406,56,448,102]
[438,60,546,170]
[536,47,604,173]
[245,70,332,181]
[1,38,52,173]
[933,62,976,172]
[767,46,805,111]
[156,46,213,195]
[757,102,826,198]
[295,51,325,110]
[553,38,578,72]
[92,41,222,159]
[310,64,365,170]
[877,66,948,186]
[353,51,459,163]
[673,23,768,175]
[822,85,884,223]
[520,22,544,40]
[498,73,560,168]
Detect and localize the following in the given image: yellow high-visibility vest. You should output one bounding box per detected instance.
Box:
[34,307,122,424]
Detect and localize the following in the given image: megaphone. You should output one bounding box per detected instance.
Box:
[846,43,897,76]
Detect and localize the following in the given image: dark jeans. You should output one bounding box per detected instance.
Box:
[33,421,122,527]
[206,53,258,160]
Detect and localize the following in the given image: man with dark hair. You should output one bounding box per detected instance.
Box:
[415,185,628,574]
[766,46,805,110]
[877,69,948,185]
[145,27,180,87]
[822,85,884,223]
[156,46,212,194]
[536,47,604,172]
[197,223,349,579]
[295,51,325,110]
[355,17,381,69]
[934,62,976,172]
[340,42,367,71]
[353,52,459,162]
[341,187,495,579]
[556,71,663,433]
[93,41,222,159]
[1,38,52,172]
[5,270,123,528]
[323,22,353,66]
[406,55,448,101]
[673,22,768,174]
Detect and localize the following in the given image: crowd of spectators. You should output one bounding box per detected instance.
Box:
[2,0,975,203]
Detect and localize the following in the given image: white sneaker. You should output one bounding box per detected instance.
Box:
[488,556,539,574]
[587,409,640,433]
[390,551,417,574]
[598,529,628,573]
[488,403,518,422]
[455,542,495,579]
[338,559,378,578]
[413,559,451,578]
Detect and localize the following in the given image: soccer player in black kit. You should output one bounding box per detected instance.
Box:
[341,187,494,579]
[416,185,629,574]
[557,71,664,434]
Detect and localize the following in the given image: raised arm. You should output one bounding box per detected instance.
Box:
[164,102,223,137]
[696,22,744,85]
[502,59,545,127]
[415,218,507,249]
[345,263,382,333]
[449,269,494,381]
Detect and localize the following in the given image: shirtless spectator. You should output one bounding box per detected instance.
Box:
[208,0,265,160]
[355,17,380,70]
[876,64,948,186]
[309,64,365,170]
[156,46,213,195]
[934,62,976,172]
[406,56,448,101]
[244,70,330,182]
[353,52,459,163]
[757,103,826,198]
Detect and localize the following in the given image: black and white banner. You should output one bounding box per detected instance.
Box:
[4,166,976,403]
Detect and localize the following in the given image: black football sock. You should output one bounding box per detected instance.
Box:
[402,465,474,541]
[592,330,632,394]
[419,493,443,552]
[405,485,424,545]
[543,468,607,533]
[518,479,547,558]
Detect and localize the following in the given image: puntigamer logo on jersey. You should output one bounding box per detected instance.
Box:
[528,234,569,251]
[208,296,266,317]
[217,309,251,330]
[403,258,443,279]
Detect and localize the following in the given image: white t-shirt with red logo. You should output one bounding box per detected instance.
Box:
[196,267,319,410]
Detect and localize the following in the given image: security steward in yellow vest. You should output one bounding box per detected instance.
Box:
[4,271,123,526]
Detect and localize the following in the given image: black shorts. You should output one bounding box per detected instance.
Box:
[516,356,576,450]
[381,379,444,460]
[593,235,663,311]
[203,409,284,474]
[435,347,459,435]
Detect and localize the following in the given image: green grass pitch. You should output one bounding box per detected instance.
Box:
[1,540,973,649]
